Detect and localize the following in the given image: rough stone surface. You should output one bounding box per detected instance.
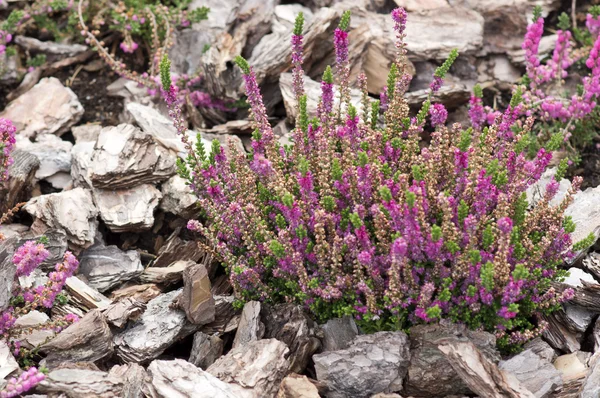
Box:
[313,331,410,398]
[114,289,198,363]
[0,341,19,380]
[498,349,563,397]
[93,184,162,233]
[102,298,146,329]
[108,363,147,398]
[553,352,590,383]
[262,304,321,373]
[277,374,320,398]
[17,134,72,183]
[188,332,224,370]
[320,316,359,352]
[208,338,290,398]
[143,358,248,398]
[42,309,113,368]
[89,124,176,189]
[0,77,83,138]
[38,368,124,397]
[405,321,499,396]
[14,311,54,348]
[159,175,198,217]
[232,301,264,349]
[175,263,215,325]
[24,188,99,249]
[0,150,39,213]
[78,244,143,292]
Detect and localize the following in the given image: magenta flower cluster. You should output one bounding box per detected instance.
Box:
[0,118,16,183]
[0,367,45,398]
[162,8,580,346]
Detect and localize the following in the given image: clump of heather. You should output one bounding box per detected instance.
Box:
[470,6,600,164]
[162,9,582,348]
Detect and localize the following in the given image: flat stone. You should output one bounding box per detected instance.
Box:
[42,309,113,368]
[554,352,590,383]
[108,363,147,398]
[17,134,72,182]
[102,297,146,329]
[208,338,290,398]
[93,184,162,233]
[89,124,176,189]
[314,331,410,398]
[38,367,124,397]
[14,311,54,348]
[78,244,144,292]
[140,260,190,284]
[0,341,19,380]
[72,124,102,143]
[498,349,562,397]
[71,140,96,189]
[232,301,264,349]
[144,358,248,398]
[114,289,198,363]
[564,268,596,288]
[0,77,83,138]
[24,188,99,249]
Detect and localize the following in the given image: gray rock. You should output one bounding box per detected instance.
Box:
[144,358,248,398]
[89,124,176,189]
[404,7,484,60]
[71,140,96,189]
[208,338,290,398]
[42,309,113,368]
[523,338,556,363]
[108,363,147,398]
[189,332,224,370]
[314,331,410,398]
[17,134,72,184]
[72,124,102,143]
[320,316,359,352]
[564,267,596,288]
[93,184,162,233]
[0,150,39,214]
[261,304,320,374]
[78,244,144,292]
[405,321,499,397]
[114,289,199,363]
[38,367,124,397]
[498,349,562,397]
[232,301,264,349]
[566,185,600,255]
[272,5,313,35]
[14,311,54,348]
[564,304,594,333]
[0,77,83,138]
[278,374,320,398]
[580,353,600,398]
[553,352,590,384]
[24,188,99,249]
[159,175,197,217]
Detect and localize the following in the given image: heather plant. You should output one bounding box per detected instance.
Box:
[161,8,584,349]
[0,118,80,396]
[469,6,600,165]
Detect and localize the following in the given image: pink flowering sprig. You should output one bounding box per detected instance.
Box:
[165,8,583,350]
[0,366,46,398]
[471,7,600,164]
[0,118,16,184]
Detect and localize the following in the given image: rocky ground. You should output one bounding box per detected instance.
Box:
[1,0,600,397]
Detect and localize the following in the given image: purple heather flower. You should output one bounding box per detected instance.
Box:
[429,103,448,127]
[429,76,443,93]
[0,367,45,398]
[13,241,50,278]
[497,217,513,234]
